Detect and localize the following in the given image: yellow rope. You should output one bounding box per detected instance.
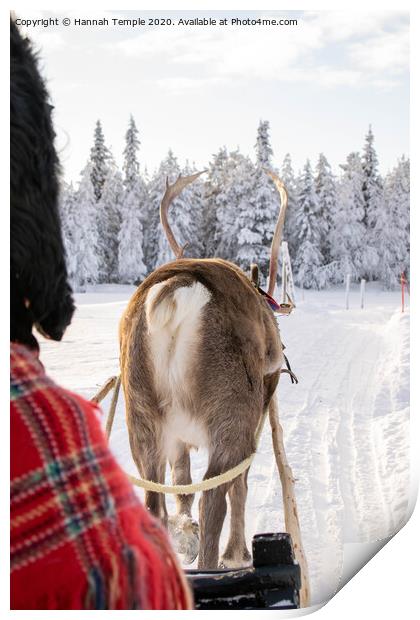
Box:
[94,375,267,495]
[126,409,267,494]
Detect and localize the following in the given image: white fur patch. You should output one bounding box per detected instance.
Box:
[145,280,211,458]
[265,349,284,375]
[163,408,208,462]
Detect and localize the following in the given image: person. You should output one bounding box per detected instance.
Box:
[10,19,192,610]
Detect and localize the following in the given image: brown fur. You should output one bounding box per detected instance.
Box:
[119,258,283,568]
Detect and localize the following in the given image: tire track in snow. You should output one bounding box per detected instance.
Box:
[338,327,390,543]
[282,324,348,604]
[254,317,350,604]
[369,312,410,538]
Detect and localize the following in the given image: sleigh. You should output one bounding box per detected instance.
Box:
[186,532,301,610]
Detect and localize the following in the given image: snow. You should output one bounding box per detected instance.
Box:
[39,283,410,606]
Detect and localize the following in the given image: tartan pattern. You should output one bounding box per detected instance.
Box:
[10,343,192,610]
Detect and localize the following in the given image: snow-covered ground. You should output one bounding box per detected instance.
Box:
[39,283,410,606]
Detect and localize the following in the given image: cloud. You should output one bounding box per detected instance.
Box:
[349,29,409,74]
[31,31,66,53]
[305,10,402,42]
[155,76,227,92]
[114,10,408,91]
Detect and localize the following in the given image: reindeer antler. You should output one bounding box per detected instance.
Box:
[265,170,289,297]
[160,171,207,259]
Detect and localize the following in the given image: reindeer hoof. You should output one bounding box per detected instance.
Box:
[219,549,252,570]
[168,515,199,565]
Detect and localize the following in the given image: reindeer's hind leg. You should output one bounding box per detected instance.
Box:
[220,469,252,568]
[198,439,249,569]
[198,472,231,569]
[126,409,168,526]
[198,403,259,569]
[168,441,199,565]
[170,441,194,517]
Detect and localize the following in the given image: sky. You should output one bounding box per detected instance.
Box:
[16,9,409,183]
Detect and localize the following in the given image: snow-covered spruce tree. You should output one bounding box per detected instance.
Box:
[98,163,124,282]
[374,156,410,288]
[361,126,384,280]
[255,119,273,169]
[329,152,370,284]
[118,189,147,284]
[202,147,229,258]
[214,150,255,263]
[293,160,325,289]
[398,155,410,276]
[236,120,279,281]
[315,153,337,264]
[58,181,73,253]
[90,120,111,202]
[281,153,299,264]
[73,163,100,290]
[118,115,148,283]
[58,181,78,286]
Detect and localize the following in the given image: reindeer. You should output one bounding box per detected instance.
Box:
[119,171,288,569]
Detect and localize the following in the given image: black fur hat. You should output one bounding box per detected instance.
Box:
[10,20,74,347]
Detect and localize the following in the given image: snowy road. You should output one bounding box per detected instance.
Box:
[39,284,410,606]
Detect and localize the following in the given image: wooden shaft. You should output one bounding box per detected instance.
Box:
[105,376,121,440]
[268,397,310,607]
[90,375,118,404]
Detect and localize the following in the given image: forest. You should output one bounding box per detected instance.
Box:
[59,118,410,291]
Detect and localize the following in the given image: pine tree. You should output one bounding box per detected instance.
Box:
[202,147,229,258]
[98,164,123,282]
[315,153,336,263]
[119,115,149,279]
[294,160,325,289]
[118,188,147,284]
[118,116,148,284]
[123,115,140,188]
[329,152,371,284]
[361,125,384,239]
[255,119,273,168]
[73,163,100,290]
[374,156,410,288]
[214,150,255,264]
[58,181,78,286]
[58,181,73,254]
[398,155,410,275]
[236,121,279,281]
[90,120,111,202]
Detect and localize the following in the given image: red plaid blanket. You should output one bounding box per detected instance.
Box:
[10,343,192,610]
